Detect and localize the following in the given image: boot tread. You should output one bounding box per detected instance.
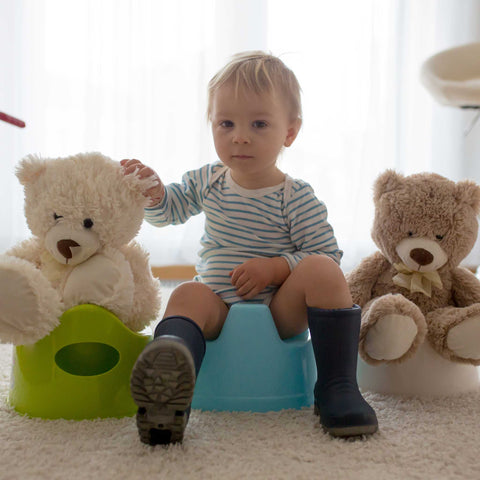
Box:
[130,338,195,445]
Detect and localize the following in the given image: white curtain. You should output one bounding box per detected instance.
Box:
[1,0,480,273]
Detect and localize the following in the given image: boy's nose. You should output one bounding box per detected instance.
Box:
[232,132,250,144]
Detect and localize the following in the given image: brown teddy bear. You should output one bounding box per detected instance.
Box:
[347,170,480,388]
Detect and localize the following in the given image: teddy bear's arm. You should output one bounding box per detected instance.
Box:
[346,251,390,307]
[451,267,480,306]
[5,237,43,266]
[119,241,161,332]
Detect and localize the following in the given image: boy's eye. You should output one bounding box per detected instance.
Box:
[220,120,234,128]
[252,120,267,128]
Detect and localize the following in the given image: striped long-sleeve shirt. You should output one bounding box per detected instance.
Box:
[145,162,342,304]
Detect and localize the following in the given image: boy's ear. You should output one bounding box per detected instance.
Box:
[284,118,302,147]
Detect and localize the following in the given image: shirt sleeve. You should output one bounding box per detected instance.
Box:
[281,181,343,270]
[144,164,216,227]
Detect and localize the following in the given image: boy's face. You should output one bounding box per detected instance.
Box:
[210,82,300,188]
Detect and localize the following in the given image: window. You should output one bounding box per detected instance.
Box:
[2,0,480,271]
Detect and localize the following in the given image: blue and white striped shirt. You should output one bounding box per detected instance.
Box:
[145,163,342,304]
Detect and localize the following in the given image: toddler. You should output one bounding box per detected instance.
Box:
[122,51,378,445]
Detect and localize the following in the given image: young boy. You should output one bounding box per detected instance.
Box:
[122,51,378,445]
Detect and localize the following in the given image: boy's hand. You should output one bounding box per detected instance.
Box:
[230,257,290,300]
[120,159,165,207]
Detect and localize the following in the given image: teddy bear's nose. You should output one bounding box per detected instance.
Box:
[57,239,80,259]
[410,248,434,266]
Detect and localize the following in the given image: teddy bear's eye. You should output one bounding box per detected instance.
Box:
[83,218,94,229]
[408,231,414,237]
[53,213,63,220]
[436,234,444,240]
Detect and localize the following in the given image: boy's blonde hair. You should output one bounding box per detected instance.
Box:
[207,51,302,122]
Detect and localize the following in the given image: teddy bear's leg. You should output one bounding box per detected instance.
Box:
[0,255,63,345]
[426,305,480,365]
[360,294,427,365]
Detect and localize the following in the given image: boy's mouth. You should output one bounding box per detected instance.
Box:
[232,155,254,159]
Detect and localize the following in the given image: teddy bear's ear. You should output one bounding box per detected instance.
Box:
[455,180,480,214]
[15,154,47,185]
[373,169,404,204]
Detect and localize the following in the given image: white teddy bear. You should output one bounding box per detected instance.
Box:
[0,152,161,345]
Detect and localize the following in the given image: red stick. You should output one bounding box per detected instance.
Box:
[0,111,26,128]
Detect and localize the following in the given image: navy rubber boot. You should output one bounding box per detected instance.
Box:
[130,316,206,445]
[308,305,378,438]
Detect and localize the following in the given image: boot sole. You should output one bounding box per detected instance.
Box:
[314,404,378,438]
[130,338,196,445]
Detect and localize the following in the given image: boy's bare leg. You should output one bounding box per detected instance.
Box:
[163,281,229,339]
[270,254,352,339]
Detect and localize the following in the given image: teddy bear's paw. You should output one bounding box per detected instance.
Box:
[364,314,419,361]
[0,259,62,344]
[446,316,480,360]
[62,251,134,314]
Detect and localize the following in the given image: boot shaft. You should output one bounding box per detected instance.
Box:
[307,305,361,390]
[154,316,206,375]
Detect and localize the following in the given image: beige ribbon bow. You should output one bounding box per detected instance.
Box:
[392,262,443,298]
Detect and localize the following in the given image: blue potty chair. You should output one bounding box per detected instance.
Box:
[192,303,316,412]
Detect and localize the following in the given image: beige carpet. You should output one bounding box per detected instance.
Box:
[2,346,480,479]
[1,287,480,479]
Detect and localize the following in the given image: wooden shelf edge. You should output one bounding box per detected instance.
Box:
[152,265,197,280]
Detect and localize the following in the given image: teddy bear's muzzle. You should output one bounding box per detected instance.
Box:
[396,237,448,272]
[409,248,434,266]
[45,224,102,266]
[57,239,80,260]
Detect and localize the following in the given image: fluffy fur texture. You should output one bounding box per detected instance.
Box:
[347,170,480,367]
[0,152,161,345]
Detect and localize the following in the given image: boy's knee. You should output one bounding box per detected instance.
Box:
[296,254,339,275]
[295,256,352,309]
[169,281,212,302]
[296,255,348,293]
[165,281,227,338]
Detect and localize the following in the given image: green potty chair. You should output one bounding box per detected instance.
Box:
[192,303,316,412]
[9,304,151,420]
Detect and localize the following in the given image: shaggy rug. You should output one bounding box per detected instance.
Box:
[1,287,479,480]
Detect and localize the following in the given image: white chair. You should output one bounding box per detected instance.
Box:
[421,42,480,108]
